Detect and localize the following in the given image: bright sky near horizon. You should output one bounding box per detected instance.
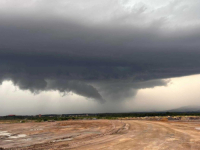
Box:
[1,74,200,115]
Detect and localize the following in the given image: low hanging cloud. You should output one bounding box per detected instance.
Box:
[94,79,169,101]
[0,74,104,102]
[0,0,200,102]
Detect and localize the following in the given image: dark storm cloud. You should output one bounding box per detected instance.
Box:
[94,79,169,101]
[0,0,200,101]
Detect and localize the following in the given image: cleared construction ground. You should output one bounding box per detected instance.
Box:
[1,119,200,149]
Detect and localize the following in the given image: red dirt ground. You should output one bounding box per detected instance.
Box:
[1,120,200,149]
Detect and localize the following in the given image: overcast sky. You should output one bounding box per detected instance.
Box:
[1,0,200,115]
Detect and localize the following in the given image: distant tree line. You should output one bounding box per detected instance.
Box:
[1,112,200,122]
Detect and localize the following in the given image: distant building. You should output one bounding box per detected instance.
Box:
[8,115,16,117]
[39,114,42,117]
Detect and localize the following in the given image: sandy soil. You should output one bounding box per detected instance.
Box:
[1,120,200,149]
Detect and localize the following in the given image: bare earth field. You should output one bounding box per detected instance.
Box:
[1,120,200,149]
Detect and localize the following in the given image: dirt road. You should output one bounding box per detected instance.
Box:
[79,120,200,150]
[1,120,200,149]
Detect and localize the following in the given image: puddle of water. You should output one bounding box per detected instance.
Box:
[1,131,27,139]
[0,131,11,136]
[9,134,27,139]
[195,127,200,130]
